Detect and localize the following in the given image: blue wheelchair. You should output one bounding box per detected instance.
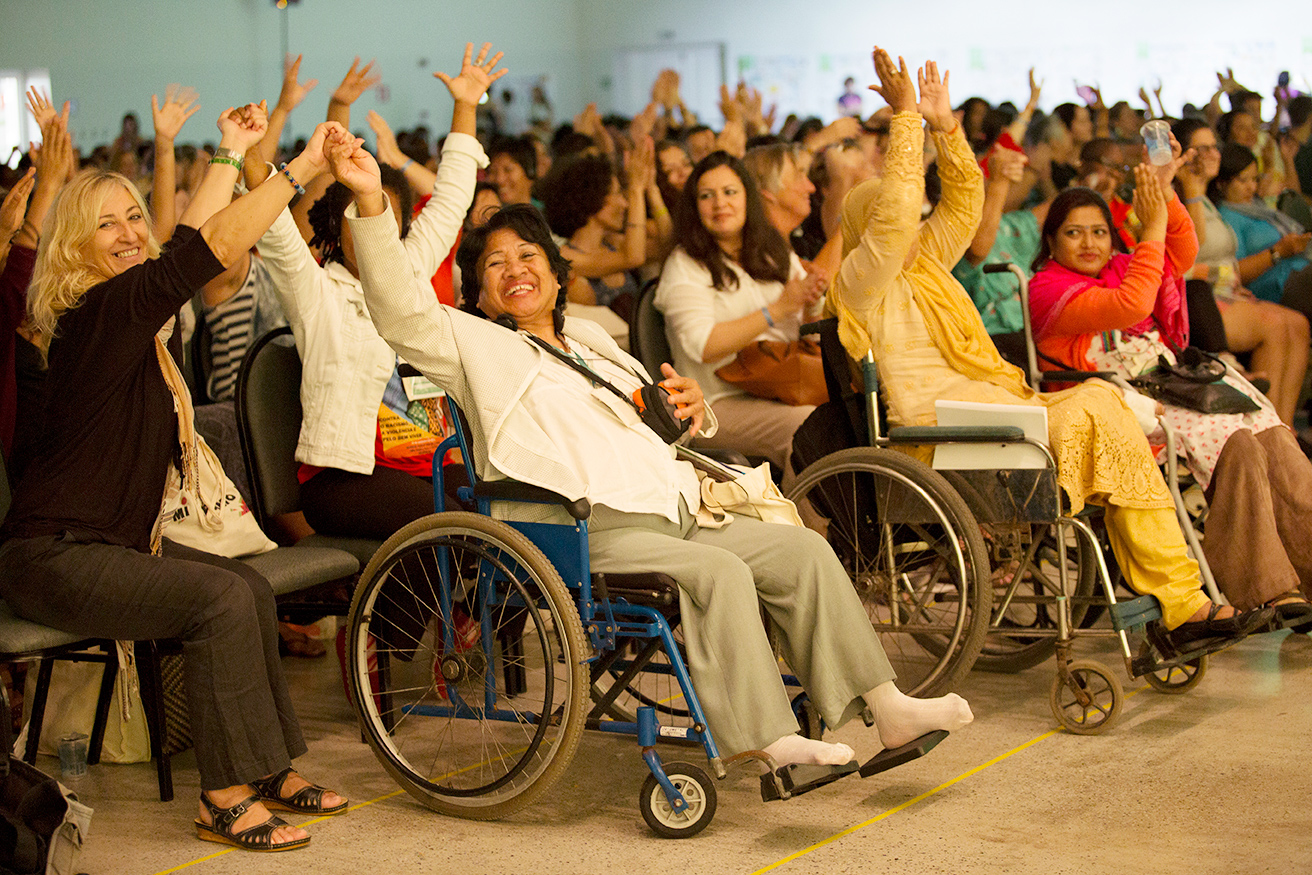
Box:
[343,399,923,837]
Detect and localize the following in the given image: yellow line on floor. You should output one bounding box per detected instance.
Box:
[752,682,1151,874]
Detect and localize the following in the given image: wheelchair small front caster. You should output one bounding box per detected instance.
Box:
[1050,659,1123,735]
[639,761,717,838]
[1137,641,1207,694]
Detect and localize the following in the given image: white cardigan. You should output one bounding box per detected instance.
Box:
[256,132,487,473]
[345,201,717,507]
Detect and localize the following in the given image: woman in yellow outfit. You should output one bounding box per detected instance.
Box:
[827,48,1268,650]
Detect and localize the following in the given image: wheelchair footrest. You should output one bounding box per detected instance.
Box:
[1109,595,1163,632]
[760,761,859,802]
[859,729,949,778]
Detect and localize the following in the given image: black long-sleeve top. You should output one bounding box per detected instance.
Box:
[2,226,223,553]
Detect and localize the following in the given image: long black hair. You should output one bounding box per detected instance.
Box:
[456,203,572,334]
[308,164,413,266]
[1031,186,1128,273]
[673,150,791,292]
[1208,142,1257,204]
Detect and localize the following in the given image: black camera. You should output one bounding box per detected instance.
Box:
[632,383,691,444]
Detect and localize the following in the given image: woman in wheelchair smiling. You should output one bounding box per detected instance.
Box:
[828,48,1274,653]
[1029,166,1312,628]
[319,126,974,773]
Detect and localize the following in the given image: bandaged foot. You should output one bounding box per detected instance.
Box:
[761,734,855,769]
[864,681,973,750]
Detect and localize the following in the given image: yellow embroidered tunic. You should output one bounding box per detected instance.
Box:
[829,112,1170,515]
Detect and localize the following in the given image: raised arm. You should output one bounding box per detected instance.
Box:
[326,57,380,130]
[369,110,437,195]
[965,148,1027,266]
[198,121,339,267]
[918,59,986,267]
[832,48,925,318]
[13,112,75,253]
[178,102,269,231]
[399,43,503,274]
[1042,164,1171,336]
[149,84,201,241]
[247,53,318,175]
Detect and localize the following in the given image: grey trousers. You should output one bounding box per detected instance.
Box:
[0,534,306,790]
[587,503,894,755]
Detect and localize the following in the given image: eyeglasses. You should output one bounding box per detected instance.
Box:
[1192,143,1220,154]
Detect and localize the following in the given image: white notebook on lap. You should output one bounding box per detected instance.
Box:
[931,400,1049,470]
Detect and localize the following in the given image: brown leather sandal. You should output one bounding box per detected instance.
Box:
[250,767,348,816]
[195,792,309,852]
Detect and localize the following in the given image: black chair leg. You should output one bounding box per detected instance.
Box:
[23,657,55,763]
[86,645,117,767]
[134,641,174,802]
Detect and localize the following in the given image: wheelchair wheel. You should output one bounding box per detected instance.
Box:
[639,761,717,839]
[1050,659,1123,735]
[787,447,990,697]
[975,523,1097,673]
[347,512,589,820]
[1138,641,1207,694]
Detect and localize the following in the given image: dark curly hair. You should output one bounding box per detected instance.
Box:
[456,203,572,334]
[673,150,791,291]
[308,163,413,267]
[539,152,615,238]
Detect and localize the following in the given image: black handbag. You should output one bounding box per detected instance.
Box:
[1129,350,1260,415]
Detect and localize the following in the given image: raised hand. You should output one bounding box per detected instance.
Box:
[434,42,507,105]
[25,87,66,130]
[151,84,200,143]
[1148,130,1192,191]
[869,47,916,114]
[277,54,319,112]
[917,60,954,132]
[1027,68,1044,109]
[331,57,380,106]
[218,101,269,154]
[626,135,656,191]
[988,147,1028,184]
[629,102,658,147]
[32,114,75,183]
[366,109,406,167]
[322,124,380,196]
[1132,163,1168,238]
[718,83,743,124]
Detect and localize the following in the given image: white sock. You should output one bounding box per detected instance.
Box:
[761,734,855,769]
[864,681,973,750]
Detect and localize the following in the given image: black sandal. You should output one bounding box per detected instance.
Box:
[195,792,309,852]
[250,767,349,816]
[1266,591,1312,634]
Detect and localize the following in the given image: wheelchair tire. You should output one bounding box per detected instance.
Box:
[347,512,589,820]
[639,761,717,838]
[975,522,1098,674]
[787,447,990,697]
[1138,642,1208,694]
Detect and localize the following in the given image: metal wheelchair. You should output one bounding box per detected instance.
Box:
[343,397,928,837]
[784,267,1229,734]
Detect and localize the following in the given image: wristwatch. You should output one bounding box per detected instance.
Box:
[211,146,245,170]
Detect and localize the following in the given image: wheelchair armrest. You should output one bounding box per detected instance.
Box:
[1041,370,1117,383]
[472,480,592,521]
[886,425,1026,443]
[697,448,752,468]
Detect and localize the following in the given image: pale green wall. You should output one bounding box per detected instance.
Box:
[2,0,1309,150]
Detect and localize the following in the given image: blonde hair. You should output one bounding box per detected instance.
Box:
[27,170,161,361]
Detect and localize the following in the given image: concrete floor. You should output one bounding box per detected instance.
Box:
[51,628,1312,875]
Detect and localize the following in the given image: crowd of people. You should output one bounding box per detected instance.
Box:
[2,37,1311,853]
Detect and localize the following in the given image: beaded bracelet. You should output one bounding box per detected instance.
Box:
[761,306,775,327]
[278,162,306,196]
